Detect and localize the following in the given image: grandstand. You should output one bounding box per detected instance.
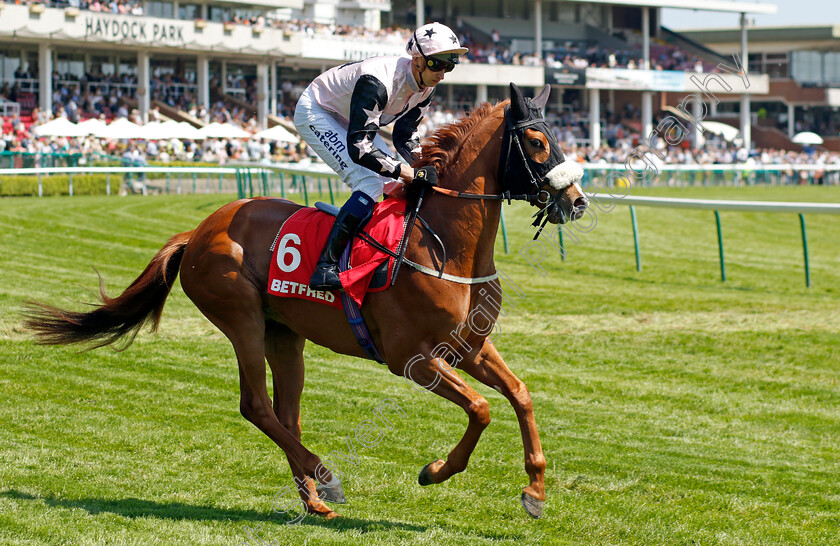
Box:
[1,0,783,157]
[679,24,840,151]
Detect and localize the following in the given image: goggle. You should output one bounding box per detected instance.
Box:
[413,29,458,73]
[424,56,456,73]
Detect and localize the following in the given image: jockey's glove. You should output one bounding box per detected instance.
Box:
[412,166,438,188]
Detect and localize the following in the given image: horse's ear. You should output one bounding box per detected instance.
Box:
[532,84,551,109]
[509,83,528,121]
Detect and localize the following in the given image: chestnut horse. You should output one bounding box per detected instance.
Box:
[24,83,587,520]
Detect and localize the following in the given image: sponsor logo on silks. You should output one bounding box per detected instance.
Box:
[310,125,349,170]
[270,279,336,303]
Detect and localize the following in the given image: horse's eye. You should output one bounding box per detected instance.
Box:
[530,139,543,148]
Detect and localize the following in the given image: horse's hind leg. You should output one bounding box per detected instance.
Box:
[264,322,339,520]
[185,280,336,487]
[458,339,547,518]
[396,353,491,486]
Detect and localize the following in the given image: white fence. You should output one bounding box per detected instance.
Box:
[583,163,840,187]
[2,163,838,287]
[588,194,840,288]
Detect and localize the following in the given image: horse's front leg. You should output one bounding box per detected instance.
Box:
[459,339,547,518]
[392,351,491,486]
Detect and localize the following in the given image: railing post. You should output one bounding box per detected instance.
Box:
[558,223,565,261]
[500,206,509,254]
[328,175,335,205]
[106,172,110,196]
[279,172,285,198]
[192,171,197,193]
[799,213,811,288]
[630,205,641,271]
[38,173,43,197]
[715,210,726,282]
[69,172,74,197]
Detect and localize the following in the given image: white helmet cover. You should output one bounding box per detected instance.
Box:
[406,22,469,61]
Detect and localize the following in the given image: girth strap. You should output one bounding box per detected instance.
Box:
[338,243,386,365]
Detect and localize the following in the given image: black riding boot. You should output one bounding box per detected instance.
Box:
[309,208,366,291]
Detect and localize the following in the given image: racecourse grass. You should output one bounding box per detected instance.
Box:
[1,184,839,545]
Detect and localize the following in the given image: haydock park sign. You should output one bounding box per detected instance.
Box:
[84,15,186,45]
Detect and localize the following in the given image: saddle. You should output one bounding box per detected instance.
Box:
[314,202,392,291]
[267,197,409,309]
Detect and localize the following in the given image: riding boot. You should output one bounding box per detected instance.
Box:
[309,200,370,291]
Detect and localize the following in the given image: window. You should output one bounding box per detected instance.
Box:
[747,52,762,75]
[179,3,201,20]
[56,55,85,79]
[0,51,22,82]
[209,6,231,23]
[765,52,789,79]
[146,0,174,19]
[792,50,822,84]
[824,52,840,84]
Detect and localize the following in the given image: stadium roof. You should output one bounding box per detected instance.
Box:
[564,0,777,15]
[678,25,840,53]
[680,25,840,43]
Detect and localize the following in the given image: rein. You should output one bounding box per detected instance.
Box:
[430,186,543,204]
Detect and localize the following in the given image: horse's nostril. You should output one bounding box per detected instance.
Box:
[573,196,589,209]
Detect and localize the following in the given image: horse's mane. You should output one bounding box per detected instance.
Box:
[415,101,504,176]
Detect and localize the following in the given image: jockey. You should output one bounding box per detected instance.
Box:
[294,22,468,291]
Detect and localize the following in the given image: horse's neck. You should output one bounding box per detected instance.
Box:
[425,115,505,277]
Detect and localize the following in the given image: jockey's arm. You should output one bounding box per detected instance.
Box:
[393,91,434,165]
[347,75,404,180]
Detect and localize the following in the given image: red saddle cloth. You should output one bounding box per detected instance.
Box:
[267,197,408,309]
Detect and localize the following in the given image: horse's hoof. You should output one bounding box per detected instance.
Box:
[316,481,346,504]
[520,492,544,519]
[418,463,434,486]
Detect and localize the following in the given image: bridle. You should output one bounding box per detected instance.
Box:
[385,102,568,284]
[429,105,565,237]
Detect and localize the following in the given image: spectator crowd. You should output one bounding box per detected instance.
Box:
[2,17,838,176]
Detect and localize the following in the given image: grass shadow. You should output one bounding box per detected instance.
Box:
[1,489,429,535]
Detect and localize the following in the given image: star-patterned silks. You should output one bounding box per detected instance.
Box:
[418,102,433,119]
[407,38,414,51]
[362,103,383,127]
[354,137,375,157]
[424,28,436,38]
[450,34,458,44]
[377,155,399,173]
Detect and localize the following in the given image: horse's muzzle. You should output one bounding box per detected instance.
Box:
[551,185,588,224]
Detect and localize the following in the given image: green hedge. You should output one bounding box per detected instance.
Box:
[0,174,110,197]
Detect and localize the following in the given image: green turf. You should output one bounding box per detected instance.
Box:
[1,185,839,545]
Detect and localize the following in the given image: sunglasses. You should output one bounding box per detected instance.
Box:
[425,56,456,73]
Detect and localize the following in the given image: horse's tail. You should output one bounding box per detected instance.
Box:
[23,231,194,350]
